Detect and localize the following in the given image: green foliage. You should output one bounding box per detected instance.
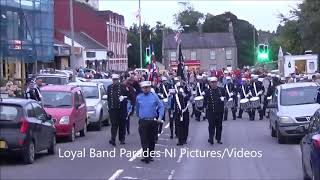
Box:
[173,3,204,33]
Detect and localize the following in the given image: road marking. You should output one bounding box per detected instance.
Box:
[164,123,170,129]
[108,169,124,180]
[122,177,139,179]
[168,169,175,180]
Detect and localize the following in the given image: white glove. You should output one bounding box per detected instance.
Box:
[220,97,225,101]
[201,112,206,117]
[119,96,124,102]
[258,90,263,95]
[230,92,234,97]
[201,92,205,96]
[170,113,173,118]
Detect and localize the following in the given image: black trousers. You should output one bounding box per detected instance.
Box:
[207,111,223,141]
[195,107,204,121]
[138,120,158,159]
[224,107,237,120]
[169,110,177,137]
[262,96,268,116]
[174,112,189,144]
[109,109,126,142]
[250,108,264,120]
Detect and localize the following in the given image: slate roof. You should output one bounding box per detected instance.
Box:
[163,32,236,50]
[60,30,107,50]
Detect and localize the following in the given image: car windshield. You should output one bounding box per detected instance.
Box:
[280,86,318,106]
[0,105,20,121]
[39,76,68,85]
[42,91,73,108]
[80,86,99,99]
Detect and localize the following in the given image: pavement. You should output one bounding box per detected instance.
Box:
[0,113,303,180]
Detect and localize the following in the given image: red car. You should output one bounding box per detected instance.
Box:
[41,85,87,142]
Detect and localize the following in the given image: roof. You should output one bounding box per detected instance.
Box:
[0,98,35,106]
[68,82,100,87]
[279,82,319,90]
[37,74,68,78]
[41,85,79,92]
[163,32,237,50]
[59,30,107,50]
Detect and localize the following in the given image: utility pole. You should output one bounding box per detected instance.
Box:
[139,0,142,68]
[69,0,76,68]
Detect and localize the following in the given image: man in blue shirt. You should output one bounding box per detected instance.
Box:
[136,81,164,163]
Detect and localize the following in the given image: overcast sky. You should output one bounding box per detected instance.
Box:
[99,0,302,32]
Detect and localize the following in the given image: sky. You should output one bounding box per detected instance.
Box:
[99,0,302,32]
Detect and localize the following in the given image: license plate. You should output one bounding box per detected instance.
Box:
[0,141,7,149]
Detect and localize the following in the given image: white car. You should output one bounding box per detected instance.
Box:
[268,82,320,144]
[68,82,109,130]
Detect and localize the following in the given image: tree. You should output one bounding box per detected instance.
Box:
[174,3,204,33]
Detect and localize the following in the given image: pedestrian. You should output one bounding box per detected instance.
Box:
[107,74,128,146]
[203,76,225,145]
[136,81,164,163]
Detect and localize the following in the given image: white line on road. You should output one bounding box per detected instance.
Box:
[164,123,170,129]
[122,177,139,179]
[168,169,175,180]
[108,169,124,180]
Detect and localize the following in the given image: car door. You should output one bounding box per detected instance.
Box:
[25,103,43,151]
[302,113,320,176]
[31,102,52,149]
[99,85,108,120]
[75,90,86,131]
[269,88,279,128]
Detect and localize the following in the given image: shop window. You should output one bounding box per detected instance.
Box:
[170,52,176,61]
[191,51,197,60]
[86,52,96,58]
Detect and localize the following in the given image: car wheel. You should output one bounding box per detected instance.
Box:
[23,140,35,164]
[68,125,76,142]
[80,121,87,137]
[48,135,56,155]
[95,112,103,131]
[276,125,285,144]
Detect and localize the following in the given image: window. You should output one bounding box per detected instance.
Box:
[309,62,315,71]
[209,64,217,71]
[42,91,72,108]
[170,52,176,61]
[74,92,81,107]
[309,115,320,133]
[280,86,318,106]
[210,50,216,60]
[86,52,96,58]
[26,103,35,117]
[32,103,46,120]
[191,51,197,60]
[226,49,232,60]
[78,91,85,104]
[100,86,107,97]
[0,105,19,121]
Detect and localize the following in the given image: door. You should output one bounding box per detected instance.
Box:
[269,88,279,129]
[25,103,43,151]
[100,85,108,120]
[302,114,320,176]
[32,102,52,149]
[74,90,86,131]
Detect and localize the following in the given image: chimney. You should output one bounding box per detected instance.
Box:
[228,21,233,33]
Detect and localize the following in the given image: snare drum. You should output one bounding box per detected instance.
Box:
[240,98,250,110]
[194,96,204,109]
[250,97,260,109]
[225,98,235,109]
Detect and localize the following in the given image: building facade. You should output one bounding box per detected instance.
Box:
[54,0,127,71]
[0,0,54,82]
[163,32,237,71]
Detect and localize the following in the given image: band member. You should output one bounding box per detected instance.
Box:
[107,74,128,146]
[25,78,42,102]
[250,75,265,120]
[171,81,191,146]
[203,77,225,145]
[238,78,252,119]
[136,81,164,163]
[223,76,237,120]
[194,75,206,121]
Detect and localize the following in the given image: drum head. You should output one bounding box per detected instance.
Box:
[250,97,259,101]
[163,98,168,103]
[194,96,204,101]
[228,98,233,101]
[240,98,249,103]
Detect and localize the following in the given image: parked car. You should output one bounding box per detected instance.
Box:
[91,79,112,92]
[300,109,320,180]
[68,82,109,130]
[268,82,320,144]
[0,98,56,164]
[41,85,87,142]
[36,74,69,85]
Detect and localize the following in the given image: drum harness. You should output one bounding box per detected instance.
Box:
[174,84,190,121]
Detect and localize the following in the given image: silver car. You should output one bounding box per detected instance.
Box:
[69,82,109,131]
[268,82,320,144]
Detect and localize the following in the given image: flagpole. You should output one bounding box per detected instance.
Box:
[139,0,143,68]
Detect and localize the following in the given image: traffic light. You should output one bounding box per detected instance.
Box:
[145,46,151,64]
[257,44,270,63]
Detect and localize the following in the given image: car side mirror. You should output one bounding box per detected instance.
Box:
[75,103,81,109]
[102,95,108,100]
[47,114,52,120]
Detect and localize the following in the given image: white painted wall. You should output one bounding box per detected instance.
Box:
[83,50,107,61]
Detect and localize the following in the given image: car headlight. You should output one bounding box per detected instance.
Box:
[59,116,70,124]
[279,116,294,124]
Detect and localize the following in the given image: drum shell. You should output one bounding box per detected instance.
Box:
[240,98,250,110]
[225,98,235,109]
[249,97,260,109]
[194,96,204,108]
